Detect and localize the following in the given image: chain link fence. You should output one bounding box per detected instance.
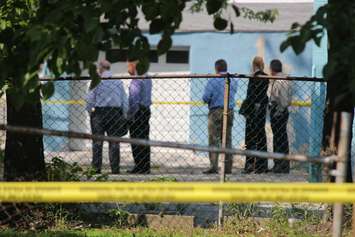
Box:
[1,73,347,236]
[37,74,327,182]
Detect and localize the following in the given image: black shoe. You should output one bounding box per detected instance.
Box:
[127,167,150,174]
[127,167,139,174]
[203,168,218,174]
[111,171,120,175]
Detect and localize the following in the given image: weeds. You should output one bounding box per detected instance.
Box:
[226,203,257,219]
[46,157,108,182]
[107,208,130,228]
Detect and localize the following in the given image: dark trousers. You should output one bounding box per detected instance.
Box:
[90,107,125,173]
[270,105,290,172]
[208,108,234,173]
[244,104,268,172]
[130,107,151,172]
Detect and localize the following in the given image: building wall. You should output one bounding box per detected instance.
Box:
[309,0,328,181]
[43,31,314,154]
[144,32,313,154]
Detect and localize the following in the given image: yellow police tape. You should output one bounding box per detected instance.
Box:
[43,100,311,107]
[0,182,354,203]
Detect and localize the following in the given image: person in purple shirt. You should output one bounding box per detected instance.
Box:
[127,61,152,174]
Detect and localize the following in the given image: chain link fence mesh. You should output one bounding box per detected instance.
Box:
[0,74,340,233]
[38,75,327,182]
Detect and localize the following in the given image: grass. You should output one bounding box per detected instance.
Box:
[0,223,353,237]
[1,202,353,237]
[0,229,199,237]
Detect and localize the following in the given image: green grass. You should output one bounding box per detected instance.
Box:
[0,229,195,237]
[0,226,351,237]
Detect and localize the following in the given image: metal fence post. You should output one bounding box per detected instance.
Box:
[218,73,231,227]
[332,112,351,237]
[309,66,326,182]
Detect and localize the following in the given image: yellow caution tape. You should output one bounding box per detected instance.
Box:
[43,100,86,105]
[0,182,355,203]
[43,100,312,107]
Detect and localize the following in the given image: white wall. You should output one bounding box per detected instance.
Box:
[69,51,190,150]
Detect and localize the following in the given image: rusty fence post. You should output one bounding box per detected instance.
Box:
[332,112,351,237]
[218,73,231,227]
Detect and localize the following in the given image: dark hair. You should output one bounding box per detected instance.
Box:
[270,59,282,73]
[215,59,228,72]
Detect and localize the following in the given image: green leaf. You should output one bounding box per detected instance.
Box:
[84,17,100,33]
[41,81,55,100]
[314,36,322,47]
[89,64,100,90]
[291,36,306,55]
[232,5,240,17]
[149,19,164,34]
[230,22,234,34]
[157,35,172,55]
[280,40,290,52]
[214,17,228,31]
[136,57,150,75]
[77,43,99,61]
[206,0,223,15]
[142,3,159,20]
[291,22,301,30]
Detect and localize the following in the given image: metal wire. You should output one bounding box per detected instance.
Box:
[0,124,335,164]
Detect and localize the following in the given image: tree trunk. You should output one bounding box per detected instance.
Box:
[4,91,46,181]
[322,0,354,182]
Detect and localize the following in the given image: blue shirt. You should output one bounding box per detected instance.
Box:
[128,78,152,119]
[202,75,238,110]
[85,71,128,114]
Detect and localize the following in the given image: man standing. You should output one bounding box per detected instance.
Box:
[86,60,128,174]
[268,59,292,173]
[127,61,152,174]
[202,59,238,174]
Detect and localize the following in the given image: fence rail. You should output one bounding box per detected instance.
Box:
[0,124,336,164]
[2,72,346,236]
[39,73,325,82]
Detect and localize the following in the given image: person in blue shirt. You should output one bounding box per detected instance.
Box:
[86,60,128,174]
[127,61,152,174]
[202,59,238,174]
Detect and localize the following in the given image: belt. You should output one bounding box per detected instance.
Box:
[209,107,233,112]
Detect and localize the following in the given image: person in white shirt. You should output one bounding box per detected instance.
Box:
[268,59,292,173]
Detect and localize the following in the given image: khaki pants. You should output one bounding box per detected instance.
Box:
[208,108,234,173]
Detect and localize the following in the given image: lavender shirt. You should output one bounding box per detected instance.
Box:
[85,70,128,114]
[128,78,152,119]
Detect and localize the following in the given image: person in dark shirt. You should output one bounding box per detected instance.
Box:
[126,61,152,174]
[240,56,269,173]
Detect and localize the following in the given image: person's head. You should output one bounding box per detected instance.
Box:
[127,60,138,76]
[252,56,265,73]
[270,59,282,75]
[98,59,111,74]
[215,59,228,73]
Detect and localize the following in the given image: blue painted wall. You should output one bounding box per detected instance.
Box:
[309,0,328,181]
[42,81,70,151]
[146,32,313,153]
[43,32,314,153]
